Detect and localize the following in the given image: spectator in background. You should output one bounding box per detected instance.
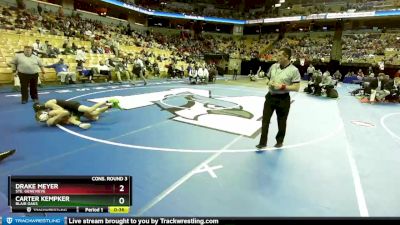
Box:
[58,7,64,18]
[233,62,239,80]
[315,71,337,97]
[32,39,46,57]
[75,47,86,65]
[394,69,400,78]
[62,40,69,49]
[71,42,78,52]
[94,60,113,83]
[2,7,12,17]
[199,64,209,83]
[345,71,355,78]
[84,29,95,40]
[62,43,75,55]
[168,63,177,79]
[41,40,49,55]
[37,3,42,15]
[306,64,315,77]
[257,66,265,78]
[111,39,120,57]
[188,64,197,84]
[249,70,257,81]
[208,65,217,83]
[105,57,117,69]
[46,44,59,58]
[152,62,160,77]
[357,69,365,80]
[368,66,374,75]
[389,77,400,102]
[91,41,104,54]
[133,56,147,85]
[114,58,132,83]
[369,73,390,103]
[103,45,112,54]
[76,61,94,83]
[333,70,342,81]
[259,69,265,78]
[45,58,77,85]
[196,65,206,83]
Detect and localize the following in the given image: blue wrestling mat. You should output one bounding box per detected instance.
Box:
[1,80,400,217]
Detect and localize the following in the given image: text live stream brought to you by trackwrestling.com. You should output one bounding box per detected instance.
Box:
[0,217,238,225]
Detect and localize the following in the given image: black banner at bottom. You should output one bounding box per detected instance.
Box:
[67,217,218,225]
[65,217,400,225]
[2,217,400,225]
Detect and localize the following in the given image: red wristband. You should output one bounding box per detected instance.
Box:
[280,84,286,90]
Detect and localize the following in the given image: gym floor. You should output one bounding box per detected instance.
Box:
[0,78,399,217]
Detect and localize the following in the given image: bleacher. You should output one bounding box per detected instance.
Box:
[2,0,400,86]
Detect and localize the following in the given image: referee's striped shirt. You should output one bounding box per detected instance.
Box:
[266,63,301,95]
[10,53,43,74]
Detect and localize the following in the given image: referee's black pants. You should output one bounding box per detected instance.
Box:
[18,72,39,103]
[259,92,291,146]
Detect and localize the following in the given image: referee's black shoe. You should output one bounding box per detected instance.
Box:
[274,143,283,148]
[0,149,16,162]
[255,144,266,150]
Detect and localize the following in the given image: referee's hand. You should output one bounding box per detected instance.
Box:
[268,81,275,90]
[40,72,46,81]
[268,81,280,90]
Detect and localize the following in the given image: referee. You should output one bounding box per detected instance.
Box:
[256,48,301,149]
[9,46,45,104]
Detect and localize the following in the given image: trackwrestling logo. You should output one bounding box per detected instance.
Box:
[88,88,264,137]
[3,217,63,225]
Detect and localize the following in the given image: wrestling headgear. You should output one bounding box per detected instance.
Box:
[33,103,46,112]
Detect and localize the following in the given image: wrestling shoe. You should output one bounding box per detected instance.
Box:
[107,99,122,109]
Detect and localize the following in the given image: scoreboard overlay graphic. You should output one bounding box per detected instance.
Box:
[8,176,131,214]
